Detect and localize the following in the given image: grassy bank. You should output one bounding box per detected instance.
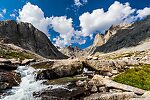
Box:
[113,64,150,90]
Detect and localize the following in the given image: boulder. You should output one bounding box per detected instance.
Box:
[32,60,83,80]
[88,75,146,95]
[103,77,146,95]
[91,85,98,93]
[88,75,105,87]
[33,82,85,100]
[0,71,21,90]
[84,60,114,72]
[98,87,107,93]
[84,92,135,100]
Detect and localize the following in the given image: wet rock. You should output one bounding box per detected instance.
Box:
[0,71,21,89]
[84,92,135,100]
[0,82,9,90]
[36,70,59,80]
[34,60,83,80]
[34,83,86,100]
[0,63,17,70]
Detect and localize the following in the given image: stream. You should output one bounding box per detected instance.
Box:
[1,66,48,100]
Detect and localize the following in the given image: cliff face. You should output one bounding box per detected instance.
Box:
[93,34,104,47]
[91,16,150,54]
[0,20,68,59]
[59,46,85,58]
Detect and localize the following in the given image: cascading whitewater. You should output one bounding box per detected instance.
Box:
[1,66,48,100]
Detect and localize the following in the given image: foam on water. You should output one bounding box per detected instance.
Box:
[1,66,48,100]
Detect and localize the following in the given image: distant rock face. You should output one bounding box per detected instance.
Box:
[59,46,85,58]
[93,23,132,47]
[0,20,68,59]
[93,34,105,47]
[91,16,150,54]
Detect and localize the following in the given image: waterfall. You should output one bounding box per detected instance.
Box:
[1,66,48,100]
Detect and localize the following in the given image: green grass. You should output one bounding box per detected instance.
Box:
[113,64,150,90]
[0,49,33,60]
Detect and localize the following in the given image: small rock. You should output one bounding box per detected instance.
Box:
[87,56,93,60]
[91,85,98,93]
[88,75,105,87]
[76,80,86,87]
[0,82,9,90]
[99,87,107,93]
[102,71,113,77]
[111,70,119,75]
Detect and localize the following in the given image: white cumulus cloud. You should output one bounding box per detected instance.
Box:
[17,2,51,36]
[79,1,136,37]
[17,2,85,47]
[137,7,150,19]
[16,1,150,48]
[50,16,74,47]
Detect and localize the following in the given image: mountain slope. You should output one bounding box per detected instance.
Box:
[0,20,68,59]
[91,16,150,54]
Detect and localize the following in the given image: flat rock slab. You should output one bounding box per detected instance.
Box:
[104,79,146,95]
[91,75,146,95]
[32,60,83,80]
[84,92,135,100]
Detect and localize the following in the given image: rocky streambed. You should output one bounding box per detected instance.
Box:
[0,58,150,100]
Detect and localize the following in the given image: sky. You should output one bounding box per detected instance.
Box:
[0,0,150,49]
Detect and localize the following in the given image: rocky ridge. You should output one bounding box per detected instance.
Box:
[90,16,150,54]
[0,20,68,59]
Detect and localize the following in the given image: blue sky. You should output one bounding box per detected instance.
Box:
[0,0,150,49]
